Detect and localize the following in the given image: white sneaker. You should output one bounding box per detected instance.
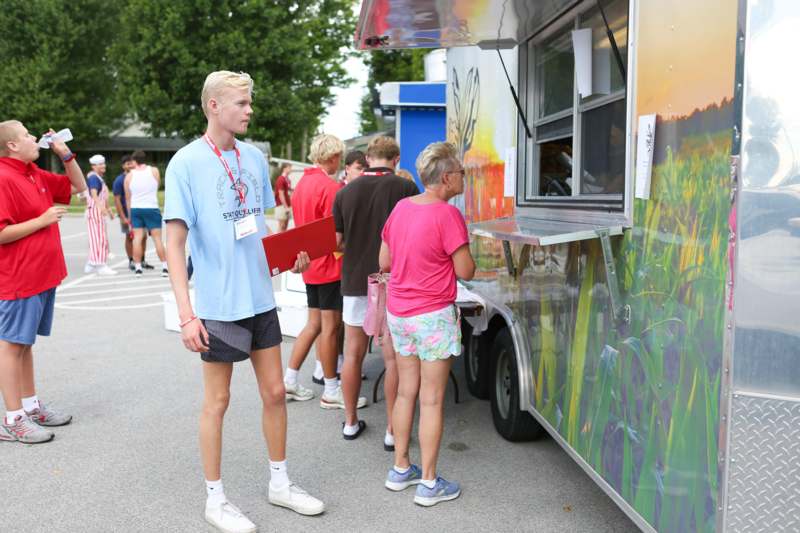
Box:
[94,265,117,276]
[268,483,325,516]
[204,501,257,533]
[285,381,315,401]
[83,263,96,274]
[319,386,367,410]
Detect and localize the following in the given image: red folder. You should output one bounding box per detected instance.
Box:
[262,215,337,276]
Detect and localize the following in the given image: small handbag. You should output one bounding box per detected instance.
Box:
[363,271,390,339]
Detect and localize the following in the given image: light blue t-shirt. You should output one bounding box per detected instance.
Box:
[164,138,276,321]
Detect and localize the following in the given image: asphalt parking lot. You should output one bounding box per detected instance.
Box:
[1,215,638,533]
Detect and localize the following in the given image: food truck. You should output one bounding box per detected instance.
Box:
[356,1,800,532]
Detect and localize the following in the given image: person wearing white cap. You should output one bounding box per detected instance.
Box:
[84,154,116,275]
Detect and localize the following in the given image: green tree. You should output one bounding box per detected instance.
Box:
[110,0,355,155]
[358,49,427,134]
[0,0,126,142]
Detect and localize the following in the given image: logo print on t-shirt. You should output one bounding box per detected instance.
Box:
[230,178,248,207]
[215,169,259,209]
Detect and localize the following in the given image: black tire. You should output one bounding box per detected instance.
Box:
[490,328,546,442]
[462,320,489,399]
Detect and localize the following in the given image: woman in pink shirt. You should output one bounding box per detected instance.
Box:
[378,142,475,506]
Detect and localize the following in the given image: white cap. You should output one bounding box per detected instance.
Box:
[89,154,106,165]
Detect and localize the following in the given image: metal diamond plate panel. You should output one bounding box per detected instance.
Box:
[726,394,800,532]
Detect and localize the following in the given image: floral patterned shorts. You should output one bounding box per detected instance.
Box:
[386,305,461,361]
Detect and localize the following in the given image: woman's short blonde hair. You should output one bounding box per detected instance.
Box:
[416,142,459,187]
[201,71,254,116]
[308,134,345,164]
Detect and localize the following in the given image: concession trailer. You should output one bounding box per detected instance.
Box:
[356,0,800,531]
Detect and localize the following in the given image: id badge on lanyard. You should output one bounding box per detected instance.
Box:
[204,133,258,240]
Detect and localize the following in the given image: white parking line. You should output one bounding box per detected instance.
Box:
[58,276,170,291]
[55,302,164,311]
[56,282,172,299]
[55,291,168,306]
[60,232,88,241]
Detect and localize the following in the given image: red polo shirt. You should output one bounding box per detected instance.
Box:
[291,166,342,285]
[0,157,72,300]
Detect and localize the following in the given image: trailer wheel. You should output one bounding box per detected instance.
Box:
[490,328,545,442]
[462,321,488,399]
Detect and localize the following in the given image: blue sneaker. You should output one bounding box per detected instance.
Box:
[385,464,422,491]
[413,476,461,506]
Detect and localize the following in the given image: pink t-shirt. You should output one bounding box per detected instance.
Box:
[381,198,469,317]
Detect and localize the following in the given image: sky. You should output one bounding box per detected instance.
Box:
[320,52,369,140]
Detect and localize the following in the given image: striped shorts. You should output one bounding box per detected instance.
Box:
[200,308,282,363]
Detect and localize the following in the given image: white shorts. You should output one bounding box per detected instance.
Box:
[343,296,368,327]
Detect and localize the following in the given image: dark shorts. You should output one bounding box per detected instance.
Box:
[130,208,163,230]
[200,308,282,363]
[306,281,342,311]
[0,288,56,346]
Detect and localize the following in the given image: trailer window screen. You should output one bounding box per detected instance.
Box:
[520,0,629,209]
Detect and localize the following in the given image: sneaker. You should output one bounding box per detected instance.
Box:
[319,387,366,410]
[26,403,72,427]
[83,263,96,274]
[161,267,169,278]
[268,483,325,516]
[135,268,143,276]
[204,501,256,533]
[0,415,54,444]
[142,261,155,270]
[128,260,135,271]
[95,265,117,276]
[385,464,422,491]
[413,476,461,507]
[285,382,315,401]
[311,375,324,386]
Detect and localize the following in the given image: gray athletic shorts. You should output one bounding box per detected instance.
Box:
[200,308,282,363]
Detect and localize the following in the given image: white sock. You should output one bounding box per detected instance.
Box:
[284,368,299,386]
[313,360,323,380]
[343,422,361,436]
[336,353,344,374]
[269,460,290,490]
[22,395,40,412]
[323,377,338,397]
[205,479,226,507]
[5,408,24,425]
[421,478,436,489]
[384,430,395,447]
[393,464,409,474]
[134,262,142,270]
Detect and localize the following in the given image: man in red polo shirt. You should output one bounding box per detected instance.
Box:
[283,134,367,413]
[0,120,87,444]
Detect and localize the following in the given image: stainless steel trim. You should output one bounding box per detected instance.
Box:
[469,217,624,246]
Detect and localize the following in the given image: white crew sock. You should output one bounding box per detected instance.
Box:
[134,262,142,270]
[313,360,323,380]
[393,464,410,474]
[384,430,395,448]
[206,479,226,507]
[336,353,344,374]
[343,422,361,436]
[284,368,299,386]
[22,395,40,412]
[5,408,24,425]
[323,377,338,397]
[421,478,436,489]
[269,460,290,490]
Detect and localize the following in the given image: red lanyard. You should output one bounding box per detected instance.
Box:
[203,133,245,206]
[361,169,391,177]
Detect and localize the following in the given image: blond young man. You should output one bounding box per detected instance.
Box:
[333,136,419,446]
[0,120,86,444]
[165,71,322,533]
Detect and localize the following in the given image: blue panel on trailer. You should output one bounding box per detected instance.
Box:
[398,108,446,191]
[398,84,446,105]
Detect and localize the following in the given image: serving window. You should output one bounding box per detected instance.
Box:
[518,0,630,212]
